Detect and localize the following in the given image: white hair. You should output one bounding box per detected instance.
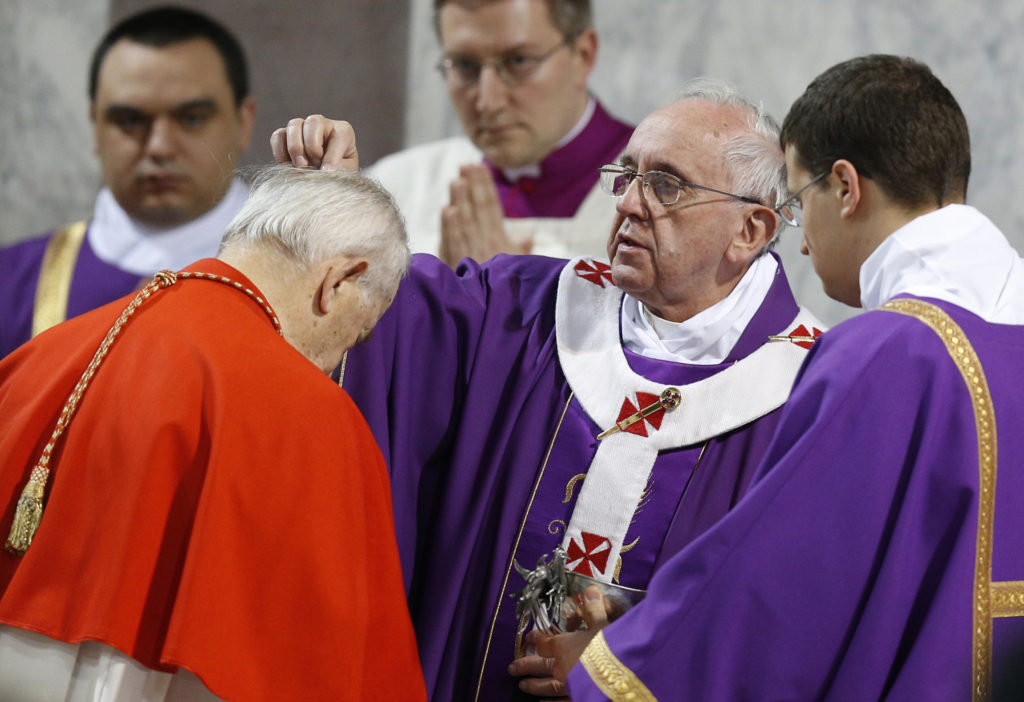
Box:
[220,164,410,303]
[678,78,789,247]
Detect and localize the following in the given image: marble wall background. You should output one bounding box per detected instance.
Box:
[403,0,1024,324]
[1,0,106,245]
[5,0,1023,326]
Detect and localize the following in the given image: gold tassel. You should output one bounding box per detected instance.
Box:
[5,470,47,555]
[4,273,188,558]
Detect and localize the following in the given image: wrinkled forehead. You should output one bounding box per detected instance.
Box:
[623,100,743,181]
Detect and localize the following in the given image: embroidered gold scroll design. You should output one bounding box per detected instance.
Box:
[32,221,87,337]
[881,298,998,702]
[564,473,586,503]
[613,536,640,583]
[579,631,658,701]
[474,392,575,702]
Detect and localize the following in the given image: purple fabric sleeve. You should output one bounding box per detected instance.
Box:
[0,228,142,358]
[568,298,1024,701]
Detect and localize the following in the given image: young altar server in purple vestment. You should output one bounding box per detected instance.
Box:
[0,7,255,359]
[273,79,826,701]
[286,0,633,267]
[548,55,1024,702]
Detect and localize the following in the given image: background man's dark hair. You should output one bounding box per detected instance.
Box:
[432,0,592,43]
[88,5,249,107]
[780,54,971,208]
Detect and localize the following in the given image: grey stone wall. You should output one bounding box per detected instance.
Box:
[0,0,106,245]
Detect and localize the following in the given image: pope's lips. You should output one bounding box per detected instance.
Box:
[612,230,649,255]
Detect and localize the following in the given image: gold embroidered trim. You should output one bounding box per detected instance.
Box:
[613,536,639,583]
[580,631,657,701]
[32,221,88,337]
[473,392,575,702]
[880,299,997,702]
[563,473,586,503]
[548,519,567,535]
[991,581,1024,618]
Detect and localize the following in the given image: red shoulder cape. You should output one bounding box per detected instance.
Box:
[0,259,424,700]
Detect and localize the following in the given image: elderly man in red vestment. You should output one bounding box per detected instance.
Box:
[0,165,425,701]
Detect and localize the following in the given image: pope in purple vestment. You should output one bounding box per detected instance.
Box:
[342,251,821,701]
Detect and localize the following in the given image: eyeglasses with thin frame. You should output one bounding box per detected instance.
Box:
[775,170,829,228]
[598,164,764,207]
[437,41,568,87]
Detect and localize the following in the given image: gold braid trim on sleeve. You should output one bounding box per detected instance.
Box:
[991,581,1024,618]
[880,299,997,702]
[579,631,657,701]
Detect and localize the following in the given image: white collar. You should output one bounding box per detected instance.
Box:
[88,178,249,275]
[499,96,596,182]
[621,253,779,364]
[554,256,815,583]
[860,204,1024,324]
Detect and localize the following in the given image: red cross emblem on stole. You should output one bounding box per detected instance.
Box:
[567,531,612,576]
[574,259,614,287]
[779,324,824,349]
[614,391,668,438]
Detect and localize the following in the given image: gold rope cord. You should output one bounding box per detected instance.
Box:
[5,270,282,556]
[579,631,657,701]
[880,299,997,702]
[31,221,88,337]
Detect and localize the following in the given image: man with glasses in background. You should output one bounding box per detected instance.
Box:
[284,0,632,266]
[275,78,823,700]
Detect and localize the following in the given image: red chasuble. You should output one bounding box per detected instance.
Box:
[0,259,425,701]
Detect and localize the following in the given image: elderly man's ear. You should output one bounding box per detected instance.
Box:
[725,208,777,264]
[315,257,369,315]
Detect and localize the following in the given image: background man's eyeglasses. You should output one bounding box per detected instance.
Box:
[437,42,568,87]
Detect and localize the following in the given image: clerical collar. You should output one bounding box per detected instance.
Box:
[499,96,596,182]
[621,253,779,364]
[89,178,249,276]
[860,204,1024,324]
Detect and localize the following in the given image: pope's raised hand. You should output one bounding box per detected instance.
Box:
[270,115,359,171]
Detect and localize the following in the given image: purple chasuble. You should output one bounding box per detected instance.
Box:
[0,227,143,357]
[343,252,805,701]
[568,297,1024,701]
[486,102,632,218]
